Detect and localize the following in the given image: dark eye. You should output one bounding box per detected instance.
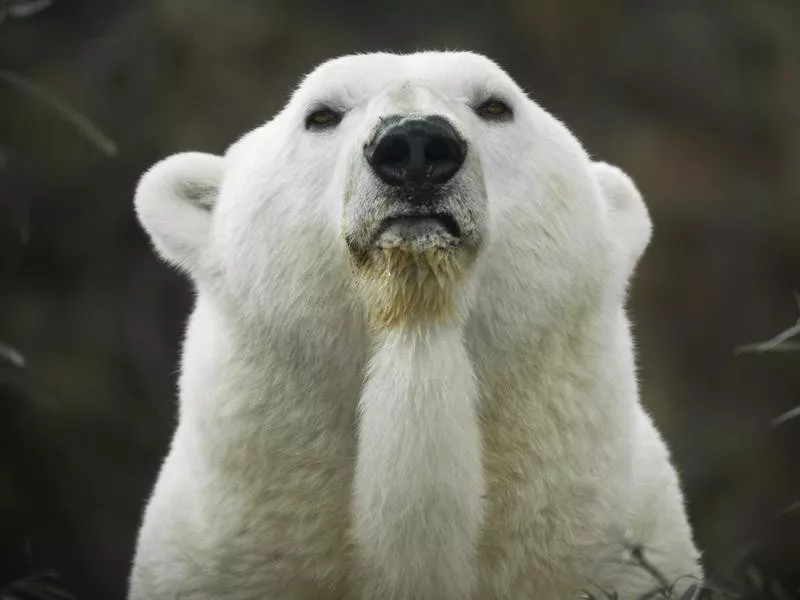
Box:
[305,108,342,130]
[476,99,512,120]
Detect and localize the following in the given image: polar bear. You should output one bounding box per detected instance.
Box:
[128,51,702,600]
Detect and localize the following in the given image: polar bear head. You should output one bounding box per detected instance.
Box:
[135,52,651,332]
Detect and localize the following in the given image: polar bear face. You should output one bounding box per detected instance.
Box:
[136,52,651,332]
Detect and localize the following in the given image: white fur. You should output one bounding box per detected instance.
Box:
[129,51,702,600]
[592,161,653,281]
[354,324,484,600]
[135,152,224,273]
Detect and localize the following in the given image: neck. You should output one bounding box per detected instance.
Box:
[353,321,485,600]
[474,298,639,538]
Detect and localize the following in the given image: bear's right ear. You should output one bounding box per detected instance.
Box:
[591,161,653,280]
[135,152,224,274]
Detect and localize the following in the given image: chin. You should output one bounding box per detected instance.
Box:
[348,211,480,330]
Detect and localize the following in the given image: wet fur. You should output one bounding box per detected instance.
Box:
[352,246,476,329]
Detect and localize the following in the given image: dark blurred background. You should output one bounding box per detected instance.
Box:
[1,1,798,598]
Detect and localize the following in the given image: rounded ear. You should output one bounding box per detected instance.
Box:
[135,152,224,275]
[592,161,653,278]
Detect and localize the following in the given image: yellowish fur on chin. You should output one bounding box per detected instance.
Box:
[352,246,475,330]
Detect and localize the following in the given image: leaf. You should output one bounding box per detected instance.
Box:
[770,406,800,427]
[0,342,25,367]
[7,0,53,19]
[0,571,74,600]
[0,70,117,156]
[679,584,699,600]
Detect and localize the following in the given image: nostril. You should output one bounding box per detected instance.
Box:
[424,137,451,163]
[378,136,410,167]
[367,134,411,186]
[425,135,465,184]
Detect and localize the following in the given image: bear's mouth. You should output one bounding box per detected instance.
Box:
[372,213,462,251]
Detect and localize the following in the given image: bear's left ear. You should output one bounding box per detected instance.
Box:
[135,152,224,275]
[592,161,653,278]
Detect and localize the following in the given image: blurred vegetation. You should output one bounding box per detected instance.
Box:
[0,1,798,599]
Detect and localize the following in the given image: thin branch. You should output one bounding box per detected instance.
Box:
[0,70,118,156]
[628,546,672,596]
[735,319,800,354]
[772,499,800,520]
[771,406,800,427]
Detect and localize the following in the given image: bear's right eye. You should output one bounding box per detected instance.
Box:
[305,108,342,130]
[476,98,512,121]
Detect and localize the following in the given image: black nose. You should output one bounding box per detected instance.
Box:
[364,116,467,187]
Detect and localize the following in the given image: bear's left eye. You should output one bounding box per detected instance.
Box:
[305,108,342,130]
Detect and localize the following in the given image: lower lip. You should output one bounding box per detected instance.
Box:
[374,216,461,250]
